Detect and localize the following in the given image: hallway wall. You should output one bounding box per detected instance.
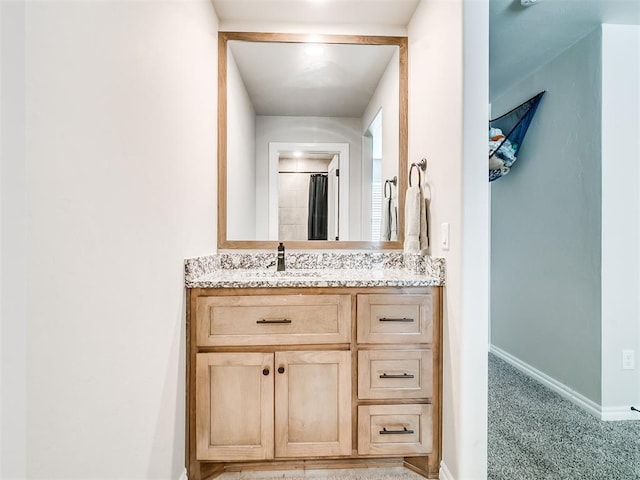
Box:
[491,29,603,404]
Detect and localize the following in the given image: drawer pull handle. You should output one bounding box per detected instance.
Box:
[262,368,270,376]
[256,319,292,324]
[380,373,414,379]
[277,366,285,374]
[379,317,414,322]
[379,427,414,435]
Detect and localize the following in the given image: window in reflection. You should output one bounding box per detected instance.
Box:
[368,109,383,240]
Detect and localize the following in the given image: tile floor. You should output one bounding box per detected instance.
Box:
[217,467,426,480]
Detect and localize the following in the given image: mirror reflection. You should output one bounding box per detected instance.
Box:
[221,33,406,247]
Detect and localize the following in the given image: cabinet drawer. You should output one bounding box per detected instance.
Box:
[357,404,432,455]
[358,349,432,399]
[196,295,351,346]
[357,294,432,344]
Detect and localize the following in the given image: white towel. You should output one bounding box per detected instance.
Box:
[403,185,428,253]
[390,202,398,241]
[380,197,398,241]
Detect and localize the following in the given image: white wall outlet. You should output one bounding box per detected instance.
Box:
[441,222,450,251]
[622,350,635,370]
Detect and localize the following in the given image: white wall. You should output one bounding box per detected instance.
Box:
[460,1,490,476]
[490,29,603,404]
[226,48,256,240]
[1,1,28,477]
[254,116,362,239]
[362,48,400,197]
[22,2,218,478]
[601,24,640,415]
[409,0,489,478]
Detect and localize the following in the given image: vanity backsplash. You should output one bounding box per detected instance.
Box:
[185,252,446,288]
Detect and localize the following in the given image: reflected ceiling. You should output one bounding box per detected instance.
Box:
[229,41,396,116]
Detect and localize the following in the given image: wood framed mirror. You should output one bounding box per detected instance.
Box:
[218,32,408,249]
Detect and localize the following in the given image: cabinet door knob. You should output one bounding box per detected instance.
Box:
[277,366,285,374]
[262,368,270,376]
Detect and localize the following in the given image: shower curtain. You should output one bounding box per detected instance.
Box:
[308,174,328,240]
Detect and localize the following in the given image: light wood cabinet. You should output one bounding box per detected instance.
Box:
[355,292,440,475]
[358,404,432,455]
[357,294,433,344]
[196,350,350,462]
[358,349,433,399]
[196,294,350,346]
[187,287,442,480]
[274,350,351,457]
[196,352,274,461]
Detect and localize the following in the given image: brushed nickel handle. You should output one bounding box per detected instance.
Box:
[379,317,414,322]
[380,373,414,379]
[256,319,292,324]
[379,427,414,435]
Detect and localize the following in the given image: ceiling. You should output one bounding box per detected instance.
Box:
[490,0,640,99]
[211,0,640,105]
[211,0,421,27]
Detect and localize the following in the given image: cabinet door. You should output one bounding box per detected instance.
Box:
[274,350,351,457]
[196,352,274,461]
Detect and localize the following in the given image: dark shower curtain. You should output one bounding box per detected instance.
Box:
[308,174,328,241]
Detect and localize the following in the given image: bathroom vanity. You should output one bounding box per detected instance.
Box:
[189,30,446,479]
[185,253,445,480]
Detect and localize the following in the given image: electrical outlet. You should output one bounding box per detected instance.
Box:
[622,350,635,370]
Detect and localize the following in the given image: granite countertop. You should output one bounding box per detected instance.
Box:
[185,252,445,289]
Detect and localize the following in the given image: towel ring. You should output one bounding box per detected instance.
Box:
[409,164,420,187]
[384,181,392,199]
[409,158,427,187]
[384,176,397,199]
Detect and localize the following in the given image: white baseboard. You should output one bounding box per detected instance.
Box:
[490,345,602,419]
[601,406,640,421]
[439,461,454,480]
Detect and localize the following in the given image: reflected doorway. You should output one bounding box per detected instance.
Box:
[268,142,350,241]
